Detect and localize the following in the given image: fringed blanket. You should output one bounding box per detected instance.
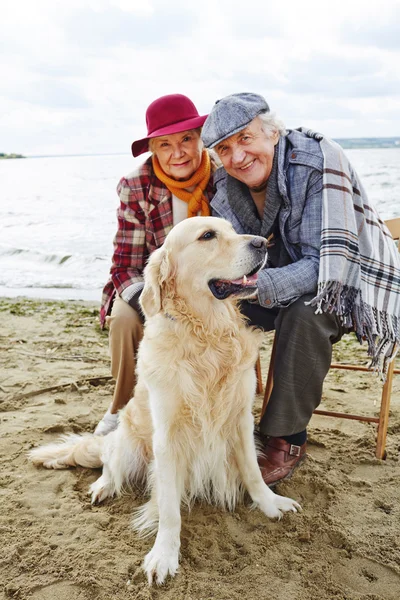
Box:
[301,129,400,378]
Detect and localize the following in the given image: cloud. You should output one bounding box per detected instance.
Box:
[340,4,400,50]
[284,52,400,99]
[1,0,399,154]
[61,4,195,50]
[8,80,90,109]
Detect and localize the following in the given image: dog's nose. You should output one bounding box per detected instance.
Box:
[250,236,267,249]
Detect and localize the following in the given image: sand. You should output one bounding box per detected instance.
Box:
[1,297,399,600]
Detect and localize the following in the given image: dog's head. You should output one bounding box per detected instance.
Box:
[140,217,268,318]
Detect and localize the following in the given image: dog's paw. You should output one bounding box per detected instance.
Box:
[143,544,179,585]
[89,475,115,504]
[260,493,301,520]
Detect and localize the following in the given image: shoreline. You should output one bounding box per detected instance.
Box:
[1,297,399,599]
[0,289,102,303]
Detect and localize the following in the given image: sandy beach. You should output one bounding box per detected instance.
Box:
[1,296,399,600]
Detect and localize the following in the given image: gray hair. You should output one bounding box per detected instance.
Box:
[148,137,156,154]
[257,112,287,138]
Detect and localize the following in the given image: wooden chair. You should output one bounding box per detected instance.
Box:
[256,217,400,460]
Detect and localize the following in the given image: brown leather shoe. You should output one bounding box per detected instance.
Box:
[258,437,307,487]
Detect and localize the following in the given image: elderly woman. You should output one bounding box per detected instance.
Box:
[95,94,215,435]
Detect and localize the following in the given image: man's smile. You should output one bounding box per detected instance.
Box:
[239,159,255,171]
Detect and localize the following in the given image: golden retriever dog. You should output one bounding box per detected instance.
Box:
[29,216,300,585]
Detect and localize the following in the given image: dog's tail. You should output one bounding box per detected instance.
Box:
[28,434,104,470]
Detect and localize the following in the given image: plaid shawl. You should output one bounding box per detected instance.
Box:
[302,129,400,377]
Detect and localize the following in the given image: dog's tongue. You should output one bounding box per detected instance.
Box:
[231,273,258,286]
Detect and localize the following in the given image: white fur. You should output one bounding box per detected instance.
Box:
[28,217,301,586]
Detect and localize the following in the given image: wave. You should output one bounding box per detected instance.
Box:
[0,245,111,294]
[0,285,102,302]
[0,246,108,265]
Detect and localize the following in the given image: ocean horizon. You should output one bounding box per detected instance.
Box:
[1,145,399,303]
[3,136,400,159]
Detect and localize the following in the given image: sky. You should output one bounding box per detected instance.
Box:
[0,0,399,156]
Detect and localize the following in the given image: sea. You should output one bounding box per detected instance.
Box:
[1,142,399,303]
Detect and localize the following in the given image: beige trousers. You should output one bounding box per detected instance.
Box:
[105,297,144,414]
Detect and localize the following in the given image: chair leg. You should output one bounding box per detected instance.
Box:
[259,332,395,460]
[260,334,277,419]
[255,356,263,395]
[376,361,395,459]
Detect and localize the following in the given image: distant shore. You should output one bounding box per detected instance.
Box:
[335,137,400,149]
[0,152,25,159]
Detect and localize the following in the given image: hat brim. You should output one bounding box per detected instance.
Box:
[204,108,268,149]
[205,121,253,149]
[131,114,208,157]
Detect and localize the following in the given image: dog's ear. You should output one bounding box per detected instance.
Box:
[140,247,172,318]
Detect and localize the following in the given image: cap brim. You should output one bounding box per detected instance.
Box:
[203,107,269,149]
[205,121,251,149]
[131,114,208,157]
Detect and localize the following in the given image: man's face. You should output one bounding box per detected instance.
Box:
[214,118,279,189]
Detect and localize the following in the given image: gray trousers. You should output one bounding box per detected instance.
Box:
[241,294,346,437]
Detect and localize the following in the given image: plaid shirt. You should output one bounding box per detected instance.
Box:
[100,156,215,326]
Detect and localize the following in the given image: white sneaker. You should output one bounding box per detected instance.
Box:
[94,406,119,436]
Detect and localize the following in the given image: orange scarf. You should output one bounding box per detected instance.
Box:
[152,150,211,217]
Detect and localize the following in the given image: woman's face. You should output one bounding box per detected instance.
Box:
[152,129,203,181]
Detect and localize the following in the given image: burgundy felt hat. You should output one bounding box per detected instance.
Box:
[131,94,208,157]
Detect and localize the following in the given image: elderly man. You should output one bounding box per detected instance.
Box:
[201,93,400,486]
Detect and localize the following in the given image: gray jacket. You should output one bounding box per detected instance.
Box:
[210,129,324,308]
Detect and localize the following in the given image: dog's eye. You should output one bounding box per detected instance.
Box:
[199,230,216,241]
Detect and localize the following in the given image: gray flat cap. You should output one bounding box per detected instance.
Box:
[202,93,269,149]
